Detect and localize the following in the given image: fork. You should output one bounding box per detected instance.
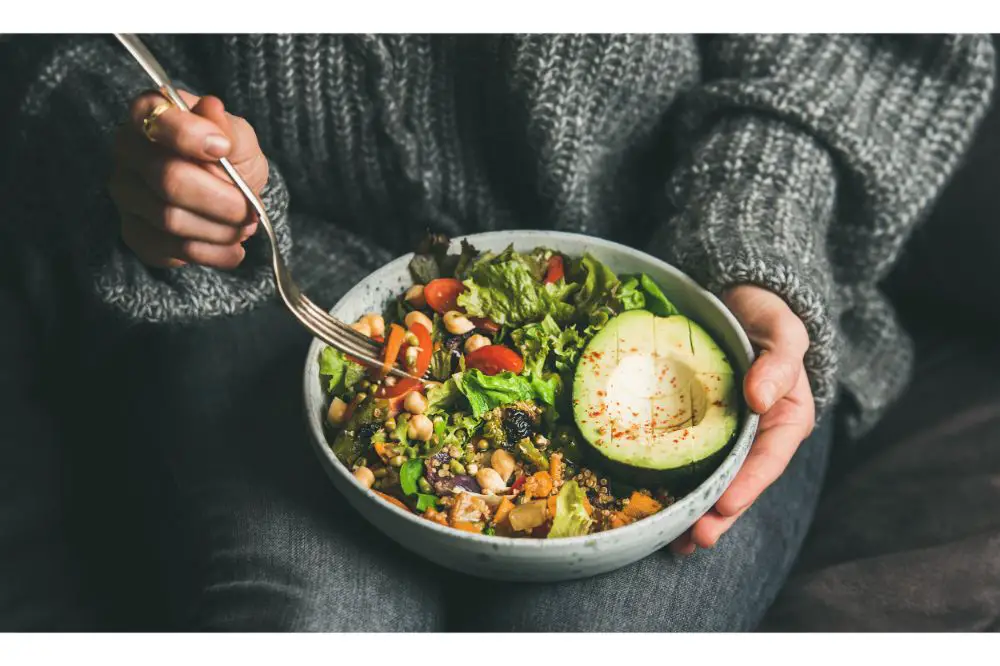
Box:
[114,33,421,382]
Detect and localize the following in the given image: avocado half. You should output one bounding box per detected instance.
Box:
[572,310,739,489]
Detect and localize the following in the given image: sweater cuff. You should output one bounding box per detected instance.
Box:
[649,114,840,411]
[94,161,293,324]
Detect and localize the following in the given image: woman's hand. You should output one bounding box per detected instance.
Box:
[109,90,268,270]
[671,285,816,555]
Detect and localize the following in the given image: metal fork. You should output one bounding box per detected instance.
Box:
[114,33,420,381]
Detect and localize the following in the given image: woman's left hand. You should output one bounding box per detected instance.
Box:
[671,285,816,555]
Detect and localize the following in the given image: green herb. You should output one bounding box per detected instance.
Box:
[399,458,425,496]
[392,417,410,448]
[548,480,593,538]
[416,493,441,513]
[517,437,549,471]
[409,234,480,283]
[482,525,496,536]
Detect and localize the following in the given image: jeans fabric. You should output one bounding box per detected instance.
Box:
[0,294,832,631]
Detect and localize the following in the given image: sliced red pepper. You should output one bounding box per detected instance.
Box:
[511,474,527,492]
[464,344,524,376]
[544,255,565,284]
[379,323,432,399]
[423,278,466,314]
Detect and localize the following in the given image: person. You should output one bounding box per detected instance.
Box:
[0,34,994,631]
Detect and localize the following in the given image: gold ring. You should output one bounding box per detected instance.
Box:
[142,102,173,143]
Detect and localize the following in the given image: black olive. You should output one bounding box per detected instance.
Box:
[502,408,534,448]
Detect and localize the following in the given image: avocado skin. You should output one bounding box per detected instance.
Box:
[577,431,737,494]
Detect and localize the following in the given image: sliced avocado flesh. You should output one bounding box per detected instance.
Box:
[573,310,738,484]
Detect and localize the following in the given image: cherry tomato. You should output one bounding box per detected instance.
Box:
[423,278,466,314]
[544,255,565,284]
[464,344,524,375]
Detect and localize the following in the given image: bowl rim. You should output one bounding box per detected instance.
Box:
[303,230,759,549]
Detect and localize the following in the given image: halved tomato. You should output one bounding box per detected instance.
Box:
[424,278,466,314]
[464,344,524,375]
[544,255,565,284]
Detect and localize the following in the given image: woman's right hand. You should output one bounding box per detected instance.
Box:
[109,90,268,270]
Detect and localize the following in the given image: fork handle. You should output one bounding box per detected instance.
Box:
[113,33,281,257]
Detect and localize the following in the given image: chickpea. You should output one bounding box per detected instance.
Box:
[476,467,506,493]
[404,310,433,333]
[353,466,375,489]
[490,449,516,483]
[404,346,420,369]
[350,320,372,337]
[360,313,385,338]
[403,391,428,415]
[404,284,427,309]
[326,397,349,427]
[443,310,475,335]
[407,414,433,441]
[464,334,491,354]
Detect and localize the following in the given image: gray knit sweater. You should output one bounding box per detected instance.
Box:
[1,35,994,435]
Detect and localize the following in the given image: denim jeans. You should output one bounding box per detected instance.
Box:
[0,297,832,631]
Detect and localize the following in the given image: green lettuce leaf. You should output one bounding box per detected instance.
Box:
[318,347,347,392]
[399,458,424,496]
[548,480,593,539]
[436,411,482,451]
[552,326,586,373]
[457,245,576,327]
[426,377,462,414]
[319,347,367,395]
[568,253,619,321]
[638,273,679,316]
[455,369,536,418]
[529,373,560,408]
[416,493,441,512]
[616,276,647,311]
[428,347,453,382]
[509,315,562,377]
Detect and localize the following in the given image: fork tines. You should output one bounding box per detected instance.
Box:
[292,294,421,381]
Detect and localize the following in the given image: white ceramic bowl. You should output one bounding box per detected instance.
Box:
[302,231,758,582]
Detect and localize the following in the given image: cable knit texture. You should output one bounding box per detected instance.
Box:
[0,34,993,436]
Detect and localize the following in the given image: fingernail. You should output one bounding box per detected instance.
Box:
[240,223,258,241]
[757,380,778,411]
[204,134,231,158]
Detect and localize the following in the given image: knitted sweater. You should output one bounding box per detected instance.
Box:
[0,34,994,435]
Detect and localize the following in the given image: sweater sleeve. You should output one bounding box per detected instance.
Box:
[648,35,995,413]
[0,35,293,325]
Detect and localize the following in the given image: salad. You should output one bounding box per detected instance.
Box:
[319,234,738,538]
